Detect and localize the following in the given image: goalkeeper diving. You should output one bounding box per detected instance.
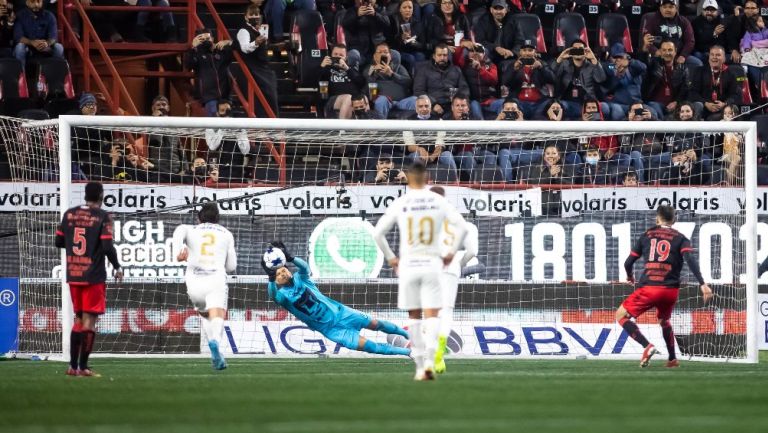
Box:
[261,241,411,356]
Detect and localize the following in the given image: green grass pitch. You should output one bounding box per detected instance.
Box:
[2,354,768,433]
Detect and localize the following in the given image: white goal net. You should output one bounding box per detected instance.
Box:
[2,116,759,362]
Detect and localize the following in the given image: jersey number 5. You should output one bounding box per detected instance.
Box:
[201,233,216,256]
[649,239,671,262]
[72,227,87,256]
[407,216,434,246]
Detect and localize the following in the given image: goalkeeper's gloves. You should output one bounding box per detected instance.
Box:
[270,241,294,262]
[260,258,277,282]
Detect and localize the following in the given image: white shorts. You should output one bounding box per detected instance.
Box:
[186,275,228,312]
[398,262,442,310]
[439,273,459,309]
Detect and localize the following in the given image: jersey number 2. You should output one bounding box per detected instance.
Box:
[200,233,216,256]
[649,239,671,262]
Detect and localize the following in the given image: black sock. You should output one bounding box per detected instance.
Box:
[79,330,95,371]
[621,319,651,348]
[69,331,83,370]
[662,322,676,361]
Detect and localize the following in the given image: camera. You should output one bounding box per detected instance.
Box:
[520,57,535,66]
[503,110,519,120]
[634,108,645,116]
[584,112,595,121]
[569,47,584,56]
[653,35,662,44]
[380,55,388,64]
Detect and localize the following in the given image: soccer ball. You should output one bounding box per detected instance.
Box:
[263,247,287,270]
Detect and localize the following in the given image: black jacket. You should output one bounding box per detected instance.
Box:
[412,61,469,106]
[691,15,733,54]
[641,56,689,103]
[426,13,471,52]
[340,6,390,59]
[472,12,510,56]
[551,58,607,102]
[388,14,427,55]
[688,64,741,105]
[185,45,234,103]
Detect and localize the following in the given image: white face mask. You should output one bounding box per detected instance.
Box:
[417,112,431,120]
[585,156,599,165]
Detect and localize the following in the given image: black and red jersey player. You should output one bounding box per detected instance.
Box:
[55,182,123,377]
[617,205,713,368]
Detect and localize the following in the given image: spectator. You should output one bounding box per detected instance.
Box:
[639,0,702,67]
[205,100,250,182]
[473,0,514,65]
[658,136,707,185]
[350,94,390,180]
[365,153,408,184]
[493,39,553,119]
[136,0,177,42]
[426,0,472,54]
[642,41,691,119]
[13,0,63,66]
[726,0,761,64]
[739,15,768,93]
[366,42,413,119]
[622,170,639,186]
[719,104,742,185]
[72,93,100,180]
[691,0,731,63]
[111,138,154,183]
[621,101,661,182]
[319,43,366,119]
[444,94,495,181]
[414,0,437,21]
[495,98,540,183]
[388,0,427,73]
[406,43,469,116]
[0,0,15,58]
[454,44,497,119]
[552,40,607,119]
[403,95,458,175]
[667,101,712,178]
[185,29,234,117]
[689,45,740,120]
[341,0,391,69]
[523,143,573,216]
[581,98,644,179]
[265,0,314,43]
[237,4,279,117]
[189,156,220,186]
[539,98,582,167]
[601,43,649,120]
[147,96,185,181]
[575,145,622,185]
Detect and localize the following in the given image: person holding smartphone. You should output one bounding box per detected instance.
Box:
[185,28,234,116]
[340,0,391,70]
[601,43,649,120]
[552,39,608,120]
[491,39,553,119]
[639,0,701,67]
[366,42,414,119]
[237,4,279,117]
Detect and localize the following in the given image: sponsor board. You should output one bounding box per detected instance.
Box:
[212,321,674,359]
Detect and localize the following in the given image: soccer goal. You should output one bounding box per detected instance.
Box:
[2,115,759,363]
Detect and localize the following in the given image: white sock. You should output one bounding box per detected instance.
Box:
[438,306,454,338]
[201,317,212,342]
[423,317,440,369]
[210,317,225,346]
[408,319,424,370]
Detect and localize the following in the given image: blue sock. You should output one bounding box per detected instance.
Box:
[375,320,409,339]
[362,340,411,356]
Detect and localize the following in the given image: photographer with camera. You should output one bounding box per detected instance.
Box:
[364,153,408,184]
[601,43,649,120]
[553,40,607,120]
[494,98,541,183]
[185,28,234,116]
[454,43,497,120]
[366,42,414,118]
[491,39,553,119]
[639,0,701,67]
[320,43,367,119]
[445,94,495,181]
[236,4,279,117]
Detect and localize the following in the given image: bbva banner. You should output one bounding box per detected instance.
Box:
[211,321,671,359]
[3,182,768,216]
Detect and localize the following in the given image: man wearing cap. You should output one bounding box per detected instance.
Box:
[454,43,497,119]
[473,0,515,64]
[692,0,734,63]
[492,38,553,119]
[185,28,234,117]
[601,42,650,120]
[552,39,607,119]
[640,0,702,67]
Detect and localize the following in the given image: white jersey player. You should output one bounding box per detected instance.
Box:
[172,202,237,370]
[373,162,467,381]
[430,186,478,374]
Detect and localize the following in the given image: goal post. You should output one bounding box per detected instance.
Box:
[6,115,760,362]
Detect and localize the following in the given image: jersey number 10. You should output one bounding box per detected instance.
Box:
[407,216,434,246]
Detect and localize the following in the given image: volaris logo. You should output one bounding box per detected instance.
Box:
[308,218,384,278]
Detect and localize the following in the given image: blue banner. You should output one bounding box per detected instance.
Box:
[0,277,19,354]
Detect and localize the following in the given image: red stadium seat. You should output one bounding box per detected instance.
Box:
[507,13,547,54]
[0,58,29,101]
[289,10,328,89]
[597,13,633,58]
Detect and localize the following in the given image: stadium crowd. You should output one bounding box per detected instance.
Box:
[0,0,759,187]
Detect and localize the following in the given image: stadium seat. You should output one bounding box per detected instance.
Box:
[332,10,346,46]
[429,163,458,183]
[34,57,75,100]
[574,0,615,31]
[472,163,505,183]
[506,13,547,54]
[0,58,28,101]
[597,13,633,58]
[761,68,768,102]
[289,10,329,89]
[730,66,753,110]
[552,12,588,54]
[527,0,568,31]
